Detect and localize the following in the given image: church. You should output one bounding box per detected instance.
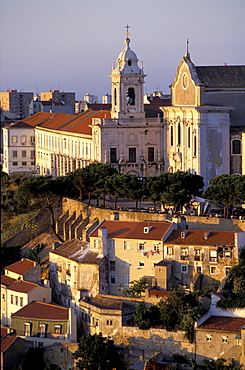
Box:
[3,33,245,186]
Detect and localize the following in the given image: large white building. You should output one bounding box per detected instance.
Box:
[2,35,245,184]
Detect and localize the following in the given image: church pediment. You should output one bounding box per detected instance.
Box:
[171,54,204,107]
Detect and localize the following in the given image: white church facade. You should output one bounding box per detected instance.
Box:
[2,34,245,186]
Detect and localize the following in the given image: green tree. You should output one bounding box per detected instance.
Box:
[104,173,126,209]
[202,174,244,217]
[0,171,10,190]
[122,277,149,297]
[74,333,124,370]
[123,174,145,209]
[159,171,204,212]
[133,302,151,329]
[70,163,117,204]
[143,176,162,211]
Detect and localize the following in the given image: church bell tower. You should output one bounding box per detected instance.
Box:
[110,26,146,120]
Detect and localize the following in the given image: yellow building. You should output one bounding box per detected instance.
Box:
[89,219,183,295]
[0,90,33,119]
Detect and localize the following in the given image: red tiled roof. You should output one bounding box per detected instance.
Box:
[8,280,38,293]
[1,336,17,352]
[148,289,169,298]
[5,259,36,275]
[12,301,69,320]
[198,316,245,332]
[0,327,8,337]
[90,220,172,240]
[165,229,236,246]
[1,275,17,286]
[7,121,34,129]
[14,110,111,136]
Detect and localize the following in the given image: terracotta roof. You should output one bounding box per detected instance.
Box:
[5,259,36,275]
[1,336,17,352]
[23,112,56,126]
[196,66,245,88]
[50,239,102,264]
[8,280,38,293]
[148,289,169,298]
[165,229,236,246]
[84,295,133,310]
[7,121,34,129]
[1,275,17,286]
[198,316,245,332]
[90,220,172,240]
[0,327,8,337]
[12,301,69,320]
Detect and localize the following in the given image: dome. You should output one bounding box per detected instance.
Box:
[117,38,138,62]
[113,37,142,75]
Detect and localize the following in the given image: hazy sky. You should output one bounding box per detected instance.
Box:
[1,0,245,101]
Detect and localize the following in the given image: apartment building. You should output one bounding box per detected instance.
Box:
[40,90,75,114]
[0,90,33,119]
[4,259,41,284]
[1,276,51,326]
[11,300,77,346]
[163,229,245,289]
[89,219,185,296]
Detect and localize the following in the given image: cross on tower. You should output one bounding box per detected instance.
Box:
[125,24,130,37]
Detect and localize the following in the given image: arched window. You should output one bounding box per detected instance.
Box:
[127,87,135,106]
[177,121,181,146]
[114,88,117,106]
[170,125,173,146]
[232,140,241,155]
[193,135,197,157]
[187,127,191,148]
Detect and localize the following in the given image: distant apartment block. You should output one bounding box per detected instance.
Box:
[0,90,33,119]
[40,90,75,114]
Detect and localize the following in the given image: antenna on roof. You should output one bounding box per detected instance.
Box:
[187,39,189,53]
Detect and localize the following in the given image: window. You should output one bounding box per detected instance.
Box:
[138,242,145,250]
[177,121,181,145]
[39,324,47,338]
[193,135,197,157]
[110,148,117,163]
[106,320,113,326]
[22,150,26,157]
[124,275,130,285]
[222,336,228,343]
[127,87,135,105]
[170,126,173,146]
[11,295,14,304]
[108,239,115,250]
[22,162,27,166]
[110,274,116,284]
[13,150,17,157]
[12,136,17,143]
[31,150,35,158]
[153,243,160,251]
[129,148,136,162]
[148,147,154,162]
[2,293,5,300]
[206,334,212,342]
[232,140,241,155]
[196,266,202,274]
[210,250,217,262]
[109,260,116,271]
[13,162,18,166]
[139,261,145,267]
[181,265,188,273]
[94,239,98,248]
[114,88,117,106]
[15,296,18,305]
[124,241,130,250]
[187,127,191,148]
[181,248,189,260]
[21,136,26,143]
[167,247,173,255]
[210,266,217,275]
[55,325,62,334]
[24,323,31,336]
[194,249,201,261]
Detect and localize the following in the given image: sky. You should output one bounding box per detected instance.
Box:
[1,0,245,101]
